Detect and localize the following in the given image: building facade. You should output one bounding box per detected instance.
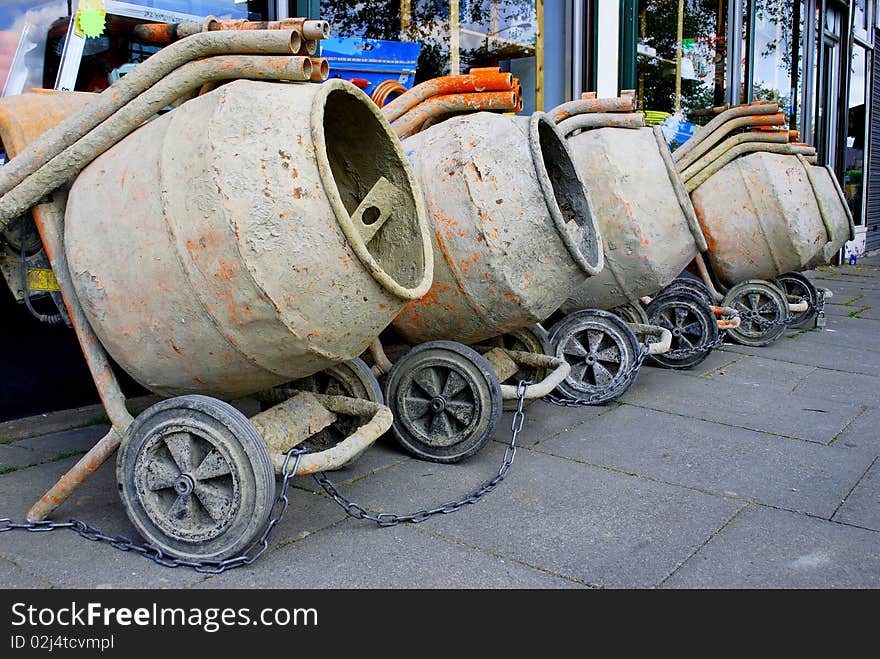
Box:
[290,0,878,254]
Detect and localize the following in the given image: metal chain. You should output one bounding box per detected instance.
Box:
[662,329,729,358]
[807,288,827,316]
[0,448,307,574]
[543,341,651,408]
[313,380,531,527]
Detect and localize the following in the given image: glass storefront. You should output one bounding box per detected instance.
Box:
[320,1,538,105]
[1,1,264,96]
[846,42,869,224]
[636,1,731,119]
[750,0,803,130]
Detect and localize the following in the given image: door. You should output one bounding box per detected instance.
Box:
[816,0,843,166]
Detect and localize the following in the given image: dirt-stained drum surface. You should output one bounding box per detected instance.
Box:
[1,257,879,588]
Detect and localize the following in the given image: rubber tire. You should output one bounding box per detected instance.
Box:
[474,324,552,411]
[547,308,642,405]
[286,357,385,464]
[661,275,717,306]
[774,272,818,330]
[116,395,276,562]
[722,279,789,347]
[611,302,649,326]
[646,289,719,369]
[384,340,503,464]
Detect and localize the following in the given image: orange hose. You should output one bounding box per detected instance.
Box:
[309,57,329,82]
[371,79,407,107]
[391,91,520,138]
[382,70,515,122]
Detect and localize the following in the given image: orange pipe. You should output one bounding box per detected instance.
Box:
[309,57,329,82]
[550,96,636,123]
[392,91,520,138]
[382,71,516,122]
[371,79,408,107]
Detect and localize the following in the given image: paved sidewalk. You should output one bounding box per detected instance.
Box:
[1,257,879,589]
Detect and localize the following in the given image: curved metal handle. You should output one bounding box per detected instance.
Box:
[711,305,741,330]
[496,350,570,400]
[267,393,393,475]
[628,322,673,355]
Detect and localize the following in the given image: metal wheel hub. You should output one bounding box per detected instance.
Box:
[562,325,627,391]
[398,359,481,448]
[735,293,779,334]
[134,427,240,544]
[173,474,195,497]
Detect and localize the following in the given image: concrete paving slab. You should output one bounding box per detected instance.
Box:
[645,349,743,378]
[664,505,880,588]
[701,354,816,393]
[0,396,157,443]
[534,405,873,518]
[0,444,50,472]
[791,369,880,407]
[833,459,880,531]
[719,337,880,375]
[793,316,880,354]
[619,368,863,444]
[195,519,584,589]
[500,400,608,447]
[335,441,743,588]
[0,557,51,588]
[812,274,880,289]
[9,425,109,465]
[856,307,880,321]
[823,303,867,317]
[833,407,880,452]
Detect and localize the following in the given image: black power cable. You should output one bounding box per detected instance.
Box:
[19,221,63,325]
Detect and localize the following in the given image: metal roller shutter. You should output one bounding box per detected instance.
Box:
[868,29,880,252]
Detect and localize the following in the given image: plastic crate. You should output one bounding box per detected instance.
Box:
[321,36,420,95]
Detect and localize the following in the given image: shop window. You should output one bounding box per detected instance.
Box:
[320,1,537,106]
[1,1,264,97]
[750,0,804,131]
[854,0,871,43]
[845,42,869,224]
[636,0,732,121]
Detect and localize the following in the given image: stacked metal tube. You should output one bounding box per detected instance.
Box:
[0,25,436,542]
[381,67,523,138]
[0,27,321,228]
[680,101,854,285]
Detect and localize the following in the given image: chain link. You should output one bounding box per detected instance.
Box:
[0,448,307,574]
[313,380,531,526]
[543,341,651,408]
[662,329,729,358]
[807,288,827,316]
[738,286,828,331]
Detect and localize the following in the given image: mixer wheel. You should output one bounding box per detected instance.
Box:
[722,279,789,347]
[289,357,384,447]
[661,275,717,305]
[547,309,641,405]
[475,324,552,411]
[117,395,275,562]
[384,341,502,463]
[646,290,718,369]
[611,302,649,326]
[774,272,818,329]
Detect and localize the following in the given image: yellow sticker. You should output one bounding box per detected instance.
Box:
[26,268,61,292]
[75,0,107,39]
